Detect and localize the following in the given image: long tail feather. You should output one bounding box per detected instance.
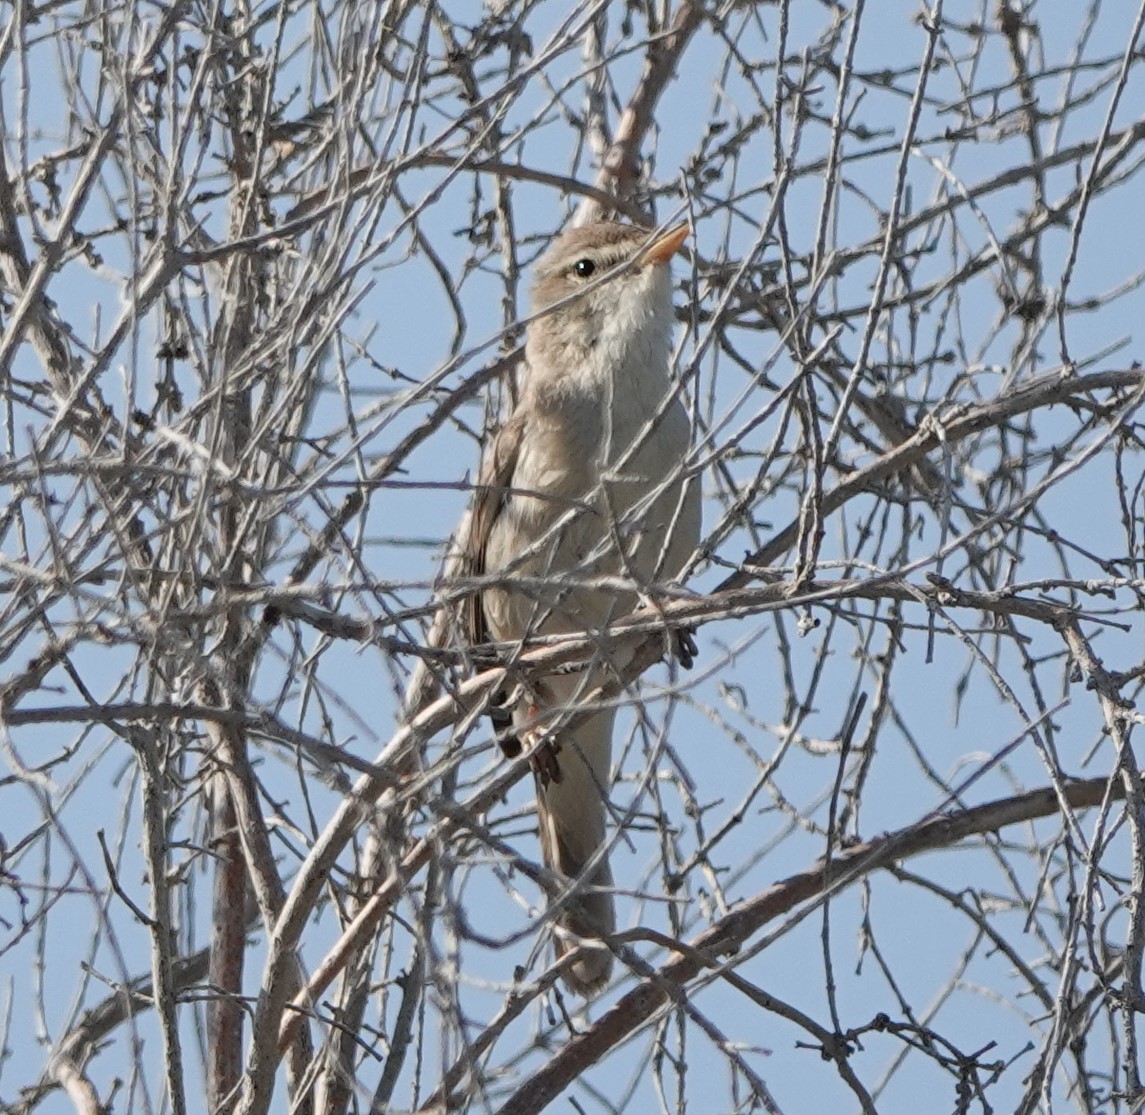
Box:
[533,706,616,995]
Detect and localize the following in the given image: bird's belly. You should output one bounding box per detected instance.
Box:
[484,406,697,642]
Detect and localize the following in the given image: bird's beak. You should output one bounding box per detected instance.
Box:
[639,223,689,266]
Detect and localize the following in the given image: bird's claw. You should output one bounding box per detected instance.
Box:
[671,625,698,670]
[521,721,563,785]
[636,591,698,670]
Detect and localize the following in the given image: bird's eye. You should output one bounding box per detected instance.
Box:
[572,258,596,279]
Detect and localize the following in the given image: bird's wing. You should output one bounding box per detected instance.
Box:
[469,425,620,993]
[463,408,525,692]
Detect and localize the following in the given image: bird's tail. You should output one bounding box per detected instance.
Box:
[533,706,617,996]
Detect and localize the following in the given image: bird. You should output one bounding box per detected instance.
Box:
[463,220,701,996]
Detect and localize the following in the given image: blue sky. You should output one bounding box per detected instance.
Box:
[3,2,1145,1112]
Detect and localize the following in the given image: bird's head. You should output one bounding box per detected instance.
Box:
[525,221,689,384]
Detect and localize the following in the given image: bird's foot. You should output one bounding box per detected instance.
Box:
[520,711,563,786]
[670,625,698,670]
[636,591,698,670]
